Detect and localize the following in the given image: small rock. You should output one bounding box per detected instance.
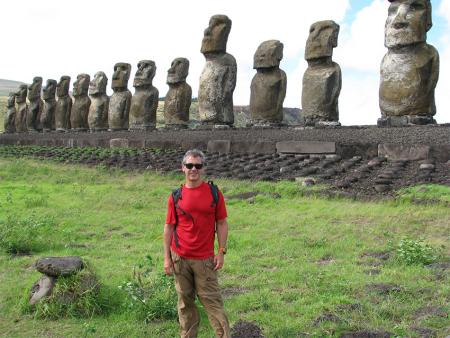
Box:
[374,184,390,192]
[29,275,56,305]
[374,178,392,185]
[36,256,84,277]
[419,163,435,171]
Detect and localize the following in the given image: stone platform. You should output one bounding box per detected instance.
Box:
[1,124,449,162]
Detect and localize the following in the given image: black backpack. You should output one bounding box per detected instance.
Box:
[171,181,219,248]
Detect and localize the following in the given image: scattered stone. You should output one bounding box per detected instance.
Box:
[374,184,390,192]
[366,283,402,295]
[29,275,56,305]
[419,163,435,171]
[35,256,84,277]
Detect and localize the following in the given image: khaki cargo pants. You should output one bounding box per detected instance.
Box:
[171,250,230,338]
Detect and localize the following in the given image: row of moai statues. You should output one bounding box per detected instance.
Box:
[4,0,440,133]
[4,58,191,133]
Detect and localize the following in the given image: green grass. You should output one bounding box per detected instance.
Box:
[0,158,448,337]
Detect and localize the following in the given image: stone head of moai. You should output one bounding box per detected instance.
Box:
[254,40,284,69]
[57,76,71,98]
[305,20,340,61]
[89,71,108,95]
[27,77,43,101]
[167,58,189,84]
[42,79,57,101]
[201,14,232,54]
[112,63,131,90]
[385,0,431,48]
[16,84,28,103]
[73,74,90,97]
[133,60,156,87]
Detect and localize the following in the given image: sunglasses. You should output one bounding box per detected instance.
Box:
[184,163,204,170]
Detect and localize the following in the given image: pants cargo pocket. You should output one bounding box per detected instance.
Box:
[203,257,218,282]
[171,251,182,275]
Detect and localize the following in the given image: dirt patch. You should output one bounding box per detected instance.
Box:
[413,306,448,320]
[360,251,390,261]
[316,255,335,265]
[221,286,248,299]
[339,331,392,338]
[313,312,343,326]
[409,326,436,338]
[366,283,402,295]
[335,303,362,312]
[231,320,264,338]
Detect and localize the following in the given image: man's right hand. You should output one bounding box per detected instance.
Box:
[164,256,174,275]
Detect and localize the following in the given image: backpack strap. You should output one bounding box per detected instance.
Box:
[171,185,183,248]
[208,181,219,207]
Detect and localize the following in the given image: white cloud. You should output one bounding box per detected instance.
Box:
[435,0,450,123]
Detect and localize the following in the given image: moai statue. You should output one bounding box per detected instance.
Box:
[129,60,159,131]
[15,85,28,133]
[250,40,287,126]
[55,76,72,132]
[4,92,16,133]
[27,77,43,132]
[379,0,439,126]
[198,14,237,127]
[109,63,132,131]
[164,57,192,129]
[88,71,109,131]
[40,79,57,132]
[71,74,91,132]
[301,20,341,127]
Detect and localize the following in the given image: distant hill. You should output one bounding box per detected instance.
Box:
[0,79,25,96]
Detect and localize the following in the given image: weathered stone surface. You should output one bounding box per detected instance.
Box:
[110,138,129,148]
[379,0,439,126]
[207,140,231,154]
[164,58,192,127]
[88,71,109,131]
[276,141,336,154]
[250,40,286,125]
[129,60,159,131]
[71,74,91,131]
[3,92,16,133]
[302,20,341,125]
[109,63,132,131]
[40,79,57,132]
[29,275,56,305]
[15,84,28,133]
[55,76,72,132]
[35,256,83,277]
[199,15,236,126]
[378,144,430,161]
[27,77,43,132]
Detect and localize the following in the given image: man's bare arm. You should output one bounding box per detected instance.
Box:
[163,223,174,275]
[214,218,228,271]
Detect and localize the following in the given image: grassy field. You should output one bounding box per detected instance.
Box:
[0,158,449,337]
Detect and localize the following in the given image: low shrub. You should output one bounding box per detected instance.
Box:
[396,238,440,266]
[119,255,177,322]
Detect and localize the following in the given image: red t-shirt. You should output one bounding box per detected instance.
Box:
[166,181,227,259]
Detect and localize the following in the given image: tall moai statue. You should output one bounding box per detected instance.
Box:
[164,57,192,129]
[379,0,439,126]
[88,71,109,131]
[129,60,159,131]
[109,63,132,131]
[71,74,91,132]
[40,79,57,132]
[27,77,43,132]
[198,14,237,127]
[301,20,341,127]
[55,76,72,132]
[250,40,287,126]
[15,85,28,133]
[4,92,16,133]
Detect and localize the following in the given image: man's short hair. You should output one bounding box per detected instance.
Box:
[182,149,206,165]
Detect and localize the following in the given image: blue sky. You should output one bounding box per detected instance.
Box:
[1,0,449,125]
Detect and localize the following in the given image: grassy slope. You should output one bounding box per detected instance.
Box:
[0,159,448,337]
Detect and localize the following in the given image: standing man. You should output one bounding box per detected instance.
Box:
[164,149,230,338]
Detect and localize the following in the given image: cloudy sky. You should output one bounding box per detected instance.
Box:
[1,0,449,125]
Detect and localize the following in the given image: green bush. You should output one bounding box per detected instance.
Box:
[119,255,178,322]
[396,238,440,266]
[0,214,53,254]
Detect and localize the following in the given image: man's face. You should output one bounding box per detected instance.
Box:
[385,0,430,48]
[182,156,204,183]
